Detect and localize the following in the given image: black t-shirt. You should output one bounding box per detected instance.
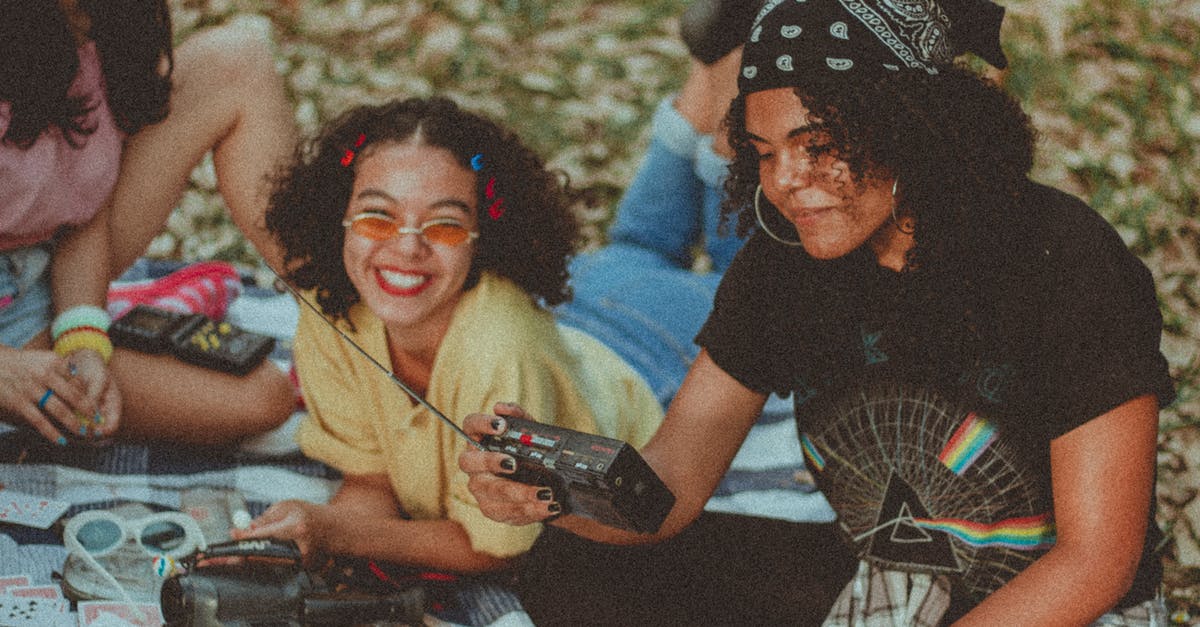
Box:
[697,181,1174,618]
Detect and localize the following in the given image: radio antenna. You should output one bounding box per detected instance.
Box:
[270,270,485,451]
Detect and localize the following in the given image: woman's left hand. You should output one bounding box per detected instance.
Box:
[67,349,121,438]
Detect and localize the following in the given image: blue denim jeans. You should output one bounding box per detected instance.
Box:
[556,99,746,407]
[0,244,53,348]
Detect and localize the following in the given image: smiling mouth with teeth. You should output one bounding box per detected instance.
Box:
[376,268,431,295]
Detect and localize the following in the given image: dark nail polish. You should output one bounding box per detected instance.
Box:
[547,503,562,514]
[500,457,516,472]
[490,418,505,432]
[56,436,68,447]
[537,488,553,501]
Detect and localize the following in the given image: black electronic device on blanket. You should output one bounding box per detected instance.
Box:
[110,304,274,376]
[162,538,427,626]
[481,418,675,533]
[272,274,676,535]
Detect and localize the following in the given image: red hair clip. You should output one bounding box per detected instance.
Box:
[485,176,505,219]
[341,133,367,167]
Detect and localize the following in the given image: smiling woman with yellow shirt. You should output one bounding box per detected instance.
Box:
[231,97,661,573]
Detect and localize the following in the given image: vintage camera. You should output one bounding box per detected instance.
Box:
[481,417,675,534]
[110,305,274,376]
[161,539,426,626]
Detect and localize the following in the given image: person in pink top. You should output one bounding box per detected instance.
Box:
[0,0,296,445]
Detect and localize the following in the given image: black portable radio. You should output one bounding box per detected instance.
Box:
[481,417,675,534]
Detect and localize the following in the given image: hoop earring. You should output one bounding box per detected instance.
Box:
[754,185,803,247]
[890,179,916,235]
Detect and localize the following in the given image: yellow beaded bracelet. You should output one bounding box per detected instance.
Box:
[53,328,114,364]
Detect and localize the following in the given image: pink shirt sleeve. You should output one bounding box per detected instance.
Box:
[0,41,125,250]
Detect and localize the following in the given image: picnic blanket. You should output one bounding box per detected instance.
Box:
[0,260,833,626]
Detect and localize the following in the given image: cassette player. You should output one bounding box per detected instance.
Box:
[481,417,675,534]
[111,304,275,376]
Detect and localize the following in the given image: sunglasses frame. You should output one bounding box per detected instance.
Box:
[64,509,208,559]
[342,213,480,247]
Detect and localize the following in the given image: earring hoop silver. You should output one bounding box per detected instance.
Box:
[890,178,916,235]
[754,185,803,247]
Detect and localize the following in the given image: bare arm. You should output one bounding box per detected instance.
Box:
[956,394,1159,625]
[235,473,512,574]
[46,201,120,436]
[52,203,110,311]
[459,349,767,545]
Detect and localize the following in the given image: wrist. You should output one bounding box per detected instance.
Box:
[52,305,111,340]
[52,305,113,363]
[68,347,107,365]
[53,327,113,363]
[310,503,342,555]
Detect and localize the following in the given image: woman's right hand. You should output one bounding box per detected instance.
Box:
[458,402,561,527]
[0,346,91,444]
[230,500,333,568]
[66,348,121,439]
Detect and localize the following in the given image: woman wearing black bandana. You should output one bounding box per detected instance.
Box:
[461,0,1172,624]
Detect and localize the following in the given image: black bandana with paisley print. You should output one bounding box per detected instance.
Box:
[738,0,1008,93]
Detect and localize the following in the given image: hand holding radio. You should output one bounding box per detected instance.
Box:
[459,404,562,526]
[460,402,676,534]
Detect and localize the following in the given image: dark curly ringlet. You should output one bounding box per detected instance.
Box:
[0,0,172,149]
[722,64,1036,272]
[266,97,581,323]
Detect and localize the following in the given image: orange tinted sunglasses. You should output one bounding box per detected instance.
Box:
[342,213,479,247]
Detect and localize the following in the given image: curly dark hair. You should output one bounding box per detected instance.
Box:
[723,65,1039,363]
[266,97,581,322]
[0,0,172,149]
[722,64,1036,273]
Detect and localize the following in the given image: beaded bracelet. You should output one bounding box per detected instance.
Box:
[56,325,107,339]
[51,305,112,341]
[54,328,114,364]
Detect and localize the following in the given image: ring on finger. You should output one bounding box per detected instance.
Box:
[37,389,55,411]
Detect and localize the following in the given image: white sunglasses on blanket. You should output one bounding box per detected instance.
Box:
[63,510,208,612]
[65,509,207,559]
